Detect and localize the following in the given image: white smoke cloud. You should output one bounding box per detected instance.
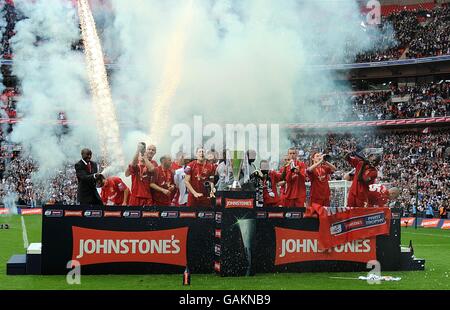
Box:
[10,0,99,190]
[6,0,396,187]
[103,0,394,161]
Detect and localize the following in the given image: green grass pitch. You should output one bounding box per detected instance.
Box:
[1,215,449,290]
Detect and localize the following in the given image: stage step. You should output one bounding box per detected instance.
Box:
[7,255,27,275]
[400,249,425,271]
[26,243,42,275]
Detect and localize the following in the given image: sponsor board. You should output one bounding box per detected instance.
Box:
[274,227,376,266]
[441,220,450,230]
[401,217,415,227]
[215,212,222,224]
[214,261,221,272]
[285,212,302,219]
[215,244,221,256]
[179,212,196,219]
[224,198,253,209]
[64,210,83,217]
[197,211,214,219]
[44,210,63,217]
[0,208,8,215]
[123,211,141,218]
[329,211,386,236]
[142,211,160,218]
[20,208,42,215]
[160,211,178,219]
[215,229,221,238]
[104,211,121,218]
[256,212,267,219]
[71,226,188,267]
[268,212,284,219]
[420,219,440,228]
[84,210,102,218]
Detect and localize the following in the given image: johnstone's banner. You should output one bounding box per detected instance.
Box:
[274,227,376,266]
[72,226,188,267]
[42,205,215,275]
[311,204,391,250]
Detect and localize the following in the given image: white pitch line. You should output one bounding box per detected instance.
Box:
[329,276,360,280]
[21,216,29,249]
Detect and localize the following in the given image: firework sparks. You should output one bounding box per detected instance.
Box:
[78,0,124,167]
[149,0,194,146]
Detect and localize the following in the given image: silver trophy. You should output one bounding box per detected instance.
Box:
[237,218,256,276]
[231,150,244,190]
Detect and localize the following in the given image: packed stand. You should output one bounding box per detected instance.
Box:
[0,1,16,59]
[406,7,450,59]
[290,130,450,217]
[320,82,450,122]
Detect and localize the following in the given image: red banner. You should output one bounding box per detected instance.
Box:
[441,220,450,230]
[274,227,376,266]
[71,226,188,267]
[224,198,253,209]
[421,219,440,228]
[313,205,391,250]
[0,208,9,215]
[20,208,42,215]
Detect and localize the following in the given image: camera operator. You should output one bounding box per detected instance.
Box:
[344,150,380,208]
[307,152,336,207]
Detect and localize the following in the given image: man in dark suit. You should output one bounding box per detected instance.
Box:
[75,148,103,205]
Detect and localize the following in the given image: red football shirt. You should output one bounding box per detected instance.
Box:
[307,164,333,206]
[285,160,307,202]
[151,166,175,206]
[128,160,157,199]
[347,156,378,208]
[185,160,216,207]
[262,170,282,206]
[171,162,182,171]
[100,177,129,206]
[368,184,390,208]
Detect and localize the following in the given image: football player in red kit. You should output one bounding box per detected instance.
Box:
[257,160,282,206]
[283,148,307,207]
[368,184,400,208]
[150,155,176,206]
[345,152,379,208]
[125,143,158,206]
[184,147,216,207]
[96,175,130,206]
[307,152,336,207]
[277,155,289,205]
[171,151,185,171]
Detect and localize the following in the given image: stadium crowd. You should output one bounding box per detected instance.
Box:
[0,127,447,218]
[320,82,450,122]
[0,0,17,60]
[2,3,450,64]
[290,130,450,217]
[0,2,448,218]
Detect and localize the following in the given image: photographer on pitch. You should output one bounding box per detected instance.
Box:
[75,148,103,205]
